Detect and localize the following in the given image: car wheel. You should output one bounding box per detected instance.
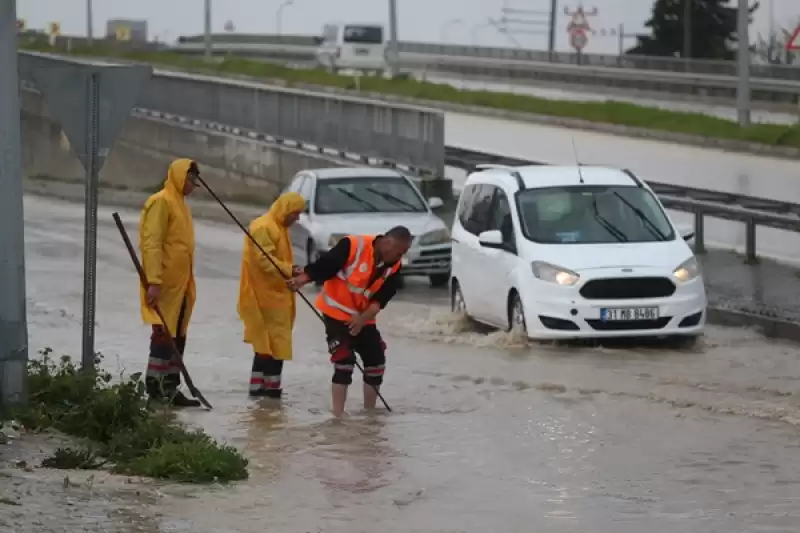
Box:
[429,273,449,288]
[306,240,323,287]
[508,291,528,338]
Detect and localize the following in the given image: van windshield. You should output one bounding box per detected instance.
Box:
[343,25,384,44]
[516,185,675,244]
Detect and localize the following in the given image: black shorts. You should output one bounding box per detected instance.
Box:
[324,316,386,385]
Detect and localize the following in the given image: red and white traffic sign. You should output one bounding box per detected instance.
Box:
[787,25,800,51]
[570,30,588,51]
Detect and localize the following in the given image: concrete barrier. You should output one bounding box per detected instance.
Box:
[20,89,354,203]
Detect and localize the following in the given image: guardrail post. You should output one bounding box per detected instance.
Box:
[745,218,758,264]
[693,212,705,254]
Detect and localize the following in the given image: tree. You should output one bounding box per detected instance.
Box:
[626,0,758,60]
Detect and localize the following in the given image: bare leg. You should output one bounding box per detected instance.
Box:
[363,382,379,410]
[332,383,348,417]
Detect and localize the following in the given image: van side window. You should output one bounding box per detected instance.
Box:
[456,185,477,232]
[487,189,516,251]
[464,185,494,235]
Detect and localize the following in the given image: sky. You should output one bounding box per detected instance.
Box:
[16,0,800,55]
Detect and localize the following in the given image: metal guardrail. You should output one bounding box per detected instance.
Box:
[444,145,800,263]
[178,33,800,82]
[17,51,446,177]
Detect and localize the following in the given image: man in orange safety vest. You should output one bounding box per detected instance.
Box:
[287,226,412,417]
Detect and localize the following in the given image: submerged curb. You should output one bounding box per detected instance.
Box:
[706,308,800,344]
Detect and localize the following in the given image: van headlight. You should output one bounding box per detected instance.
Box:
[531,261,580,286]
[673,256,701,282]
[418,228,450,245]
[327,233,347,248]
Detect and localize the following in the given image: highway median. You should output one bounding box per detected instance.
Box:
[19,41,800,152]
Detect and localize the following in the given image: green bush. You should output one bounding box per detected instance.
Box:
[12,349,248,484]
[19,42,800,149]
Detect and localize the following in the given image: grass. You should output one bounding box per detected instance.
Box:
[5,348,248,484]
[19,40,800,151]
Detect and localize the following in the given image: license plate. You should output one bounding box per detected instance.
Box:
[355,48,369,55]
[600,307,659,321]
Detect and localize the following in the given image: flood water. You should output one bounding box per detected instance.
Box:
[22,195,800,532]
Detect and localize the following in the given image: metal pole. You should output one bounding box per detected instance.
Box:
[548,0,557,60]
[736,0,751,127]
[387,0,399,77]
[618,23,623,56]
[80,73,100,371]
[203,0,211,59]
[683,0,691,59]
[86,0,94,44]
[0,0,29,406]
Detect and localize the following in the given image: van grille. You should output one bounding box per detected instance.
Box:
[579,277,676,300]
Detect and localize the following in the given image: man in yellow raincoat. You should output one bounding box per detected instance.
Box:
[238,192,307,398]
[139,158,201,407]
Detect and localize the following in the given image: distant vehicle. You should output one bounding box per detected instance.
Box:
[283,167,451,287]
[450,164,707,342]
[314,22,388,74]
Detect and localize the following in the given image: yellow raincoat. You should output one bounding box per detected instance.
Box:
[238,192,306,360]
[138,159,197,336]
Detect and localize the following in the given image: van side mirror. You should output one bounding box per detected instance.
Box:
[428,196,444,210]
[677,224,695,242]
[478,230,503,248]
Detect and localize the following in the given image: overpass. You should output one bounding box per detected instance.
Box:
[170,33,800,106]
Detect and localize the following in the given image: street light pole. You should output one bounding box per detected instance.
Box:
[683,0,691,59]
[0,0,29,408]
[736,0,751,127]
[86,0,94,43]
[548,0,557,60]
[204,0,211,59]
[387,0,399,77]
[277,0,294,36]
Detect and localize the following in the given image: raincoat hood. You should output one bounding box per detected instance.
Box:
[165,158,195,196]
[268,192,306,225]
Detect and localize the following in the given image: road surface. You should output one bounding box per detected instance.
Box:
[11,194,800,532]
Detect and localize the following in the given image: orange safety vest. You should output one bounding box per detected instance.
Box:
[316,235,401,324]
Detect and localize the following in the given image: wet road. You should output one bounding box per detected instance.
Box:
[23,195,800,532]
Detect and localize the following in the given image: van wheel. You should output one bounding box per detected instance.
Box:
[451,280,468,315]
[508,291,528,338]
[429,273,449,288]
[306,240,323,287]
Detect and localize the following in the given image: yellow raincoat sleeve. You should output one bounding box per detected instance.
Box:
[251,225,293,279]
[140,197,169,285]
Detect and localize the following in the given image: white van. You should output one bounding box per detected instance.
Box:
[449,164,707,343]
[314,22,388,73]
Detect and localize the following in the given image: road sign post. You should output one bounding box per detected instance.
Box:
[1,0,28,408]
[786,25,800,52]
[565,5,597,64]
[29,58,152,370]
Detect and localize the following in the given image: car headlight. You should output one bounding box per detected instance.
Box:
[327,233,347,248]
[673,256,701,283]
[531,261,580,286]
[418,228,450,245]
